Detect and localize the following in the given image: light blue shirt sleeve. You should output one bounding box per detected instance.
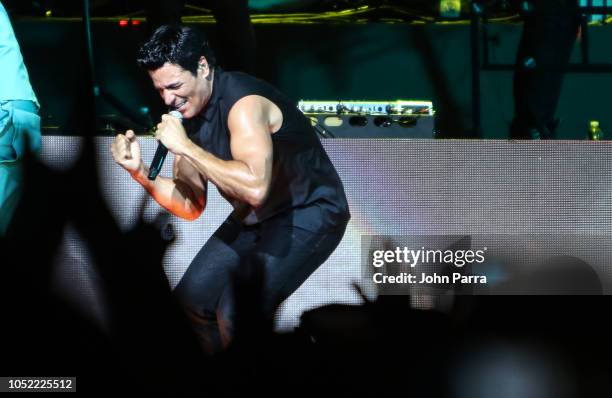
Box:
[0,1,39,106]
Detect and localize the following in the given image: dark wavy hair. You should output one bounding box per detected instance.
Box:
[136,25,216,75]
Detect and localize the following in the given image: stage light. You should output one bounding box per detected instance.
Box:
[45,10,52,17]
[119,20,128,27]
[131,19,141,26]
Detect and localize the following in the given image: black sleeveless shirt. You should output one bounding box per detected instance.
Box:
[185,68,350,232]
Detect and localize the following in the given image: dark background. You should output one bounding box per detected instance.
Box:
[10,11,612,139]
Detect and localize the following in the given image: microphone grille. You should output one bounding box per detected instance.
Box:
[169,110,183,120]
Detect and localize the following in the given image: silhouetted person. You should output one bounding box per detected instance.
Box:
[510,0,579,139]
[145,0,256,74]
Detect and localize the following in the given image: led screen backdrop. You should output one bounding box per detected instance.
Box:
[41,137,612,330]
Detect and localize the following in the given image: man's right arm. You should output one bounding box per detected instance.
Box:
[130,156,206,221]
[111,131,206,221]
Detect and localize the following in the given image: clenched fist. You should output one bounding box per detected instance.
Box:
[111,130,142,174]
[155,113,190,155]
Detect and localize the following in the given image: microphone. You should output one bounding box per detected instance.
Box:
[147,110,183,180]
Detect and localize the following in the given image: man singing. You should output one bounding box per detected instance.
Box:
[110,25,350,352]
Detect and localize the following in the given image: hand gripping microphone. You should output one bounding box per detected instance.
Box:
[148,110,183,180]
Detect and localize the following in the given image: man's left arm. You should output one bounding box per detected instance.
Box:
[165,95,273,208]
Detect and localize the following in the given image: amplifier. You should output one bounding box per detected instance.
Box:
[298,100,435,138]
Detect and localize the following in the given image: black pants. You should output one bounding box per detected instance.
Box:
[174,212,347,353]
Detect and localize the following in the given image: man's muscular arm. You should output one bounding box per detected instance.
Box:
[111,130,206,220]
[131,156,207,220]
[173,95,274,208]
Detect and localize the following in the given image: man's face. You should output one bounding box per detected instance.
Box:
[148,60,212,119]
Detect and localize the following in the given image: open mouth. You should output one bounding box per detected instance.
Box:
[174,100,187,111]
